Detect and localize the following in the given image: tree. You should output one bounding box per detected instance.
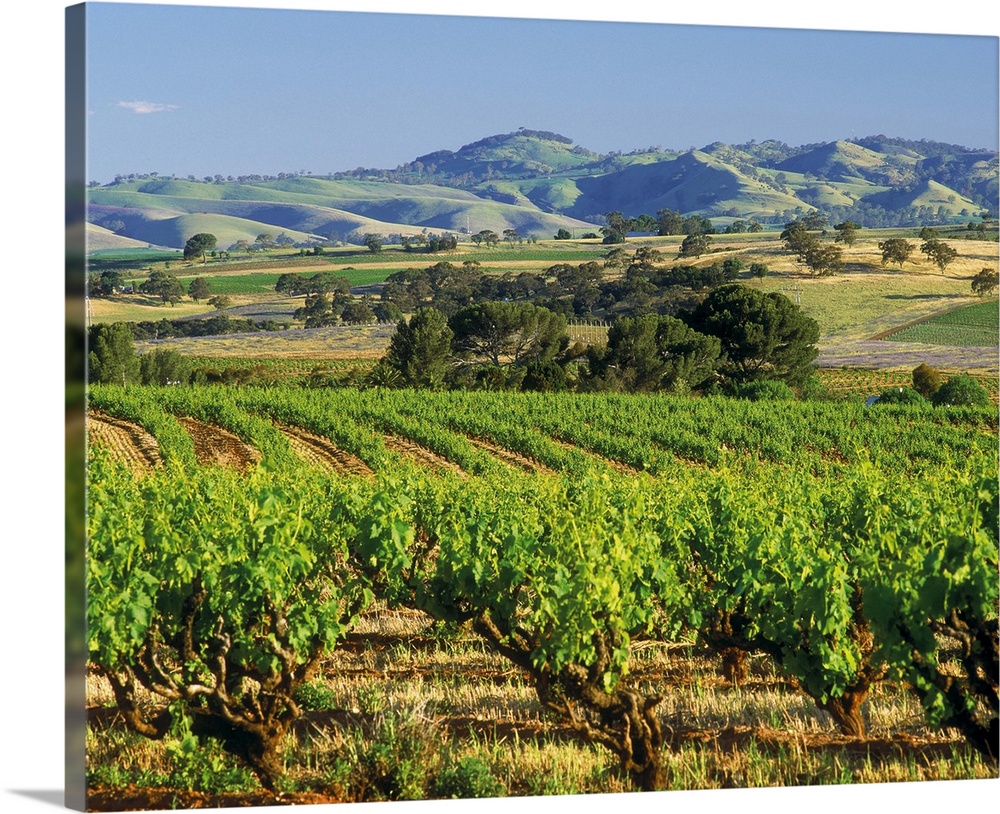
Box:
[780,221,818,264]
[588,314,720,393]
[183,233,217,263]
[920,238,958,272]
[749,262,768,279]
[340,297,377,324]
[449,301,567,369]
[139,348,192,385]
[364,233,383,253]
[207,294,232,311]
[655,208,684,236]
[502,228,522,248]
[678,233,711,258]
[801,242,844,276]
[833,221,860,246]
[912,362,942,399]
[685,284,820,386]
[971,268,999,297]
[801,211,827,231]
[878,238,914,268]
[88,323,140,386]
[931,374,991,407]
[554,228,572,240]
[92,270,125,297]
[188,277,211,301]
[382,307,454,389]
[139,269,185,305]
[601,211,631,244]
[472,230,500,248]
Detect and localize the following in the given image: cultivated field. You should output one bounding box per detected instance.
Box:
[84,384,998,809]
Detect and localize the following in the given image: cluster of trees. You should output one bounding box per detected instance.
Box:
[376,284,820,395]
[877,228,961,272]
[88,323,285,387]
[872,362,993,408]
[377,251,762,322]
[587,285,819,394]
[293,293,384,327]
[779,216,846,276]
[274,272,399,326]
[89,266,227,309]
[127,315,284,341]
[595,209,721,244]
[89,323,195,386]
[375,301,571,391]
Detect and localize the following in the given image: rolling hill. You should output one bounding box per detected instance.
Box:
[88,130,997,252]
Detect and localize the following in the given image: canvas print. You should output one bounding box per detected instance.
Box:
[67,1,999,811]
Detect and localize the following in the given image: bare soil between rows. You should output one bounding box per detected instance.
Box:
[88,412,162,474]
[277,423,374,476]
[177,416,262,470]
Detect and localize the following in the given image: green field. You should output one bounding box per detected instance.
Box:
[886,300,999,347]
[173,267,393,295]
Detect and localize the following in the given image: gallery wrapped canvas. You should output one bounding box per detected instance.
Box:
[61,2,998,813]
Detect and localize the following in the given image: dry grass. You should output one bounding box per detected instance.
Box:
[84,604,997,807]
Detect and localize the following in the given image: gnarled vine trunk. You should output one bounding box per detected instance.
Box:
[473,612,665,791]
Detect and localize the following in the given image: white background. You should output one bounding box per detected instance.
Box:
[2,2,997,813]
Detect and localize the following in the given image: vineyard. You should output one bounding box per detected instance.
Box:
[84,384,999,808]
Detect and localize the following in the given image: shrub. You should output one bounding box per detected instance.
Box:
[931,374,992,407]
[874,386,926,405]
[433,756,506,799]
[730,379,795,401]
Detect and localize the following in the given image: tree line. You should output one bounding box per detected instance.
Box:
[372,283,819,396]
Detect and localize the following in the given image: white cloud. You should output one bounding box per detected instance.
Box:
[117,100,179,114]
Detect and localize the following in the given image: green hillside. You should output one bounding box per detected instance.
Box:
[865,179,982,217]
[89,130,998,252]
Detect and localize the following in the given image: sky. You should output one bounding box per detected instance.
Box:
[80,0,1000,183]
[1,3,998,814]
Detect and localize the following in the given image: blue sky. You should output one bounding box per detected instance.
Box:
[81,1,999,183]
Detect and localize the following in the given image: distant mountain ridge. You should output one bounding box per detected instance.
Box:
[89,129,998,251]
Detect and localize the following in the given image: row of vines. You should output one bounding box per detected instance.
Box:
[85,384,999,795]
